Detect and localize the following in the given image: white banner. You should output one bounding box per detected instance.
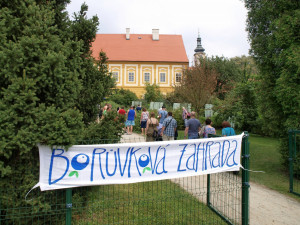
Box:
[35,134,243,191]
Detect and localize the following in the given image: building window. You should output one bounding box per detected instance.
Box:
[175,72,182,82]
[112,72,119,82]
[160,72,166,82]
[128,72,134,82]
[144,72,150,82]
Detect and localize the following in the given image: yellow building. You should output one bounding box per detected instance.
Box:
[91,29,189,98]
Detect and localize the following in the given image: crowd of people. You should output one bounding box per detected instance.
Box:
[98,103,236,142]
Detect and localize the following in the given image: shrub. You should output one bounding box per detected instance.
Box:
[109,89,138,106]
[210,113,223,129]
[81,110,125,142]
[212,81,261,132]
[129,111,141,133]
[144,83,163,102]
[172,109,185,130]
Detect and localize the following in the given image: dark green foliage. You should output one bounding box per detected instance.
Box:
[244,0,300,136]
[81,111,125,142]
[109,88,138,106]
[213,80,259,132]
[0,0,117,220]
[69,3,99,55]
[212,56,261,132]
[133,111,142,133]
[165,91,182,105]
[0,0,84,177]
[172,109,185,130]
[77,51,115,124]
[279,133,300,177]
[244,0,300,171]
[210,114,223,129]
[0,3,82,108]
[206,56,242,99]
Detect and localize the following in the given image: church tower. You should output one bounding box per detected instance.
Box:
[194,33,205,65]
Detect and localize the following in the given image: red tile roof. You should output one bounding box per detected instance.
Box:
[91,34,189,63]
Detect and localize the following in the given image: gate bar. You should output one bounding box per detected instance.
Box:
[242,132,250,225]
[289,130,294,193]
[66,188,72,225]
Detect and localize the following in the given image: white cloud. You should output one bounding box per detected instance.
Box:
[66,0,250,63]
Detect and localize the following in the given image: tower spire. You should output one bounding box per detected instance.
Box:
[193,31,206,65]
[194,31,205,53]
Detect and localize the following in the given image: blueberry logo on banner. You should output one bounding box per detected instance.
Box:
[69,153,89,178]
[138,154,151,173]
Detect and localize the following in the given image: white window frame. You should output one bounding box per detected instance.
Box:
[175,72,182,83]
[160,72,166,83]
[128,72,135,82]
[144,72,150,82]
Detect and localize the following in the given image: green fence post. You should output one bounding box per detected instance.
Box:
[242,132,250,225]
[206,174,210,206]
[66,188,72,225]
[288,130,294,193]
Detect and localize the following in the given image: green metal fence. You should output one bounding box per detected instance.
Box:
[289,130,300,197]
[1,135,249,225]
[207,132,249,225]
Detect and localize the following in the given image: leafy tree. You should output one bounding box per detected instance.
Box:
[212,55,260,132]
[109,88,138,106]
[144,83,163,102]
[244,0,300,172]
[207,56,242,99]
[77,51,115,123]
[66,3,115,123]
[244,0,300,136]
[231,55,258,78]
[69,3,99,55]
[174,58,218,114]
[0,0,84,215]
[213,80,259,132]
[0,0,117,218]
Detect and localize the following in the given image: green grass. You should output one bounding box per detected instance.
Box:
[73,181,226,225]
[248,134,299,200]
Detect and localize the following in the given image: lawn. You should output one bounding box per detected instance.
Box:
[72,180,226,225]
[248,134,296,197]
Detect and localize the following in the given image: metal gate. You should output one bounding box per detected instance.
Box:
[289,130,300,197]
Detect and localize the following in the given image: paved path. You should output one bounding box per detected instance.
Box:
[121,133,300,225]
[120,132,146,143]
[249,182,300,225]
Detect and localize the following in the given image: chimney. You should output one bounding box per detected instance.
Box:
[126,28,130,40]
[152,29,159,41]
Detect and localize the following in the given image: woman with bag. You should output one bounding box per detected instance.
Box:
[202,118,216,138]
[146,112,159,142]
[140,108,149,136]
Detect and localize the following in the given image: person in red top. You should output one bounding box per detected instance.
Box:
[118,106,126,115]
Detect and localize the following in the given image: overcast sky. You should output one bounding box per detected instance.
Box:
[66,0,250,64]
